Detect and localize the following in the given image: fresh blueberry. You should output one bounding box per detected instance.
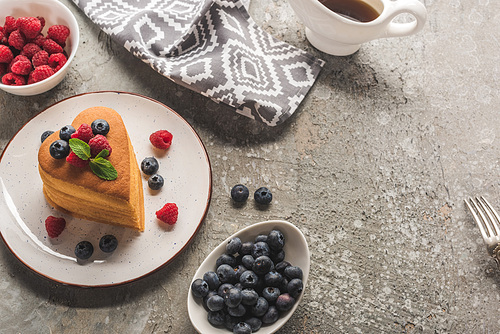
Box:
[252,255,274,275]
[59,125,76,141]
[218,283,234,299]
[226,237,242,255]
[264,270,283,287]
[49,140,70,159]
[233,264,247,280]
[262,286,281,304]
[276,293,296,312]
[225,287,243,308]
[224,314,242,332]
[267,229,285,251]
[254,234,268,243]
[279,276,289,293]
[262,305,279,324]
[99,234,118,253]
[141,157,159,175]
[275,260,291,274]
[91,119,110,136]
[240,288,259,306]
[231,184,249,203]
[287,278,304,298]
[252,241,270,258]
[207,310,225,327]
[191,278,209,298]
[254,187,272,205]
[216,254,237,268]
[203,271,221,290]
[240,241,253,255]
[233,322,252,334]
[206,294,225,311]
[217,264,237,284]
[148,174,164,190]
[251,297,269,317]
[270,249,285,263]
[203,290,218,311]
[74,241,93,260]
[241,255,255,269]
[228,303,246,317]
[245,317,262,332]
[284,266,303,280]
[41,130,54,143]
[239,270,259,289]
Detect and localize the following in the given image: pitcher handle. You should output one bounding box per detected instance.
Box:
[382,0,427,38]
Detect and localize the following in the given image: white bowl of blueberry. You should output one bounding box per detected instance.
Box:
[188,220,310,333]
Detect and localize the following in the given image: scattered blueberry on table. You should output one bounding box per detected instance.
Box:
[254,187,272,205]
[231,184,249,203]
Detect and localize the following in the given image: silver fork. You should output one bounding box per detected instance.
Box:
[465,196,500,267]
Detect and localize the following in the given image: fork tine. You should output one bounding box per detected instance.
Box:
[465,197,490,239]
[478,196,500,236]
[473,197,496,238]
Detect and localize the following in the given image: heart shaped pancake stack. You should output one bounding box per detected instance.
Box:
[38,106,145,231]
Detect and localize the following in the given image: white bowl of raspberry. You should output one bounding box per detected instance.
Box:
[0,0,79,96]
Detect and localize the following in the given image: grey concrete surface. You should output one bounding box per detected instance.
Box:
[1,0,499,333]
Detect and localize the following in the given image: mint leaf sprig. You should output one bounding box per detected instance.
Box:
[69,138,117,181]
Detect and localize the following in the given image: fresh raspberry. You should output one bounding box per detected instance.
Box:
[21,42,41,59]
[0,63,6,77]
[45,216,66,238]
[149,130,173,149]
[32,50,49,67]
[0,31,5,45]
[7,29,25,50]
[156,203,178,225]
[89,134,112,157]
[37,16,46,30]
[2,72,26,85]
[30,34,46,47]
[8,55,29,72]
[66,151,90,168]
[28,65,54,83]
[47,25,70,45]
[42,38,63,54]
[17,17,42,39]
[48,52,67,72]
[0,45,13,63]
[3,16,17,35]
[71,123,94,143]
[10,57,31,75]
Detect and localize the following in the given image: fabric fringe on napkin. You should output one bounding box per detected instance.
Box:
[72,0,325,126]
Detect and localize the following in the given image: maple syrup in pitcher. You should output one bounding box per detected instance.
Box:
[318,0,380,22]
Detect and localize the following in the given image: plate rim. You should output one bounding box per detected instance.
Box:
[0,91,213,288]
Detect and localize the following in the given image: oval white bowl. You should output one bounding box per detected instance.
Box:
[187,220,310,334]
[0,0,79,95]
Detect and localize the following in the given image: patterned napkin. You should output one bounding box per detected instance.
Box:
[72,0,325,126]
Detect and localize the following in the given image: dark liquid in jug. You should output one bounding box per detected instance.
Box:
[318,0,380,22]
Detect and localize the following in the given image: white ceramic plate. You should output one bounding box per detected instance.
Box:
[0,91,212,287]
[187,220,310,334]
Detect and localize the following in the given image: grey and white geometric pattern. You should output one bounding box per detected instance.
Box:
[73,0,324,126]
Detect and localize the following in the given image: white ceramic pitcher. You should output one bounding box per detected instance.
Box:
[287,0,427,56]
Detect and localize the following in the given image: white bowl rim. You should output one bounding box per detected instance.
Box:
[187,219,311,334]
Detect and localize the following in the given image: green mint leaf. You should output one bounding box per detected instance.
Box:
[89,157,118,180]
[69,138,91,160]
[95,149,109,159]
